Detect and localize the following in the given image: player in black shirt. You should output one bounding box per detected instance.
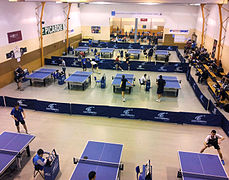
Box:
[156,75,166,102]
[120,75,133,102]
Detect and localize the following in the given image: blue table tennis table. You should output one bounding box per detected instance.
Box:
[128,49,141,59]
[178,151,229,180]
[100,48,114,58]
[75,47,89,54]
[65,71,93,90]
[0,132,35,177]
[25,68,56,86]
[158,76,181,97]
[155,50,169,61]
[70,141,123,180]
[112,74,135,93]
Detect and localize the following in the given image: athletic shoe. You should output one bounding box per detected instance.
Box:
[123,98,126,102]
[221,160,225,165]
[156,99,161,102]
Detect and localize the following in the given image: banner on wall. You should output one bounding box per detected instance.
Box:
[91,26,101,34]
[211,39,217,59]
[7,31,22,43]
[169,30,189,34]
[42,24,64,36]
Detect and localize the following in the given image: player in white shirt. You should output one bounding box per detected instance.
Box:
[200,130,225,165]
[140,74,147,85]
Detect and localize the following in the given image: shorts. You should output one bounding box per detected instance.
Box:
[207,142,220,150]
[121,86,126,92]
[157,89,164,94]
[82,64,86,69]
[115,62,120,67]
[15,119,25,126]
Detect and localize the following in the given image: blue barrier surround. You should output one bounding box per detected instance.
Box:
[46,57,189,73]
[3,96,222,127]
[0,96,4,107]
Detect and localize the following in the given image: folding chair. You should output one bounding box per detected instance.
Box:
[33,164,44,179]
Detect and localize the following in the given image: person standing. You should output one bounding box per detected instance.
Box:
[156,75,166,102]
[60,59,66,75]
[10,103,28,134]
[115,56,123,71]
[148,48,153,62]
[120,75,133,102]
[81,56,87,71]
[200,130,225,165]
[14,65,24,91]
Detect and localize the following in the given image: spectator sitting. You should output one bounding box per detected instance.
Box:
[198,69,209,84]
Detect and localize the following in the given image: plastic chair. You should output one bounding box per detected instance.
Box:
[94,77,101,86]
[33,164,44,179]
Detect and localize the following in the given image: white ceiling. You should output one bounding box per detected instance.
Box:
[14,0,229,4]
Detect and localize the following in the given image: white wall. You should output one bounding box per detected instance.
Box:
[80,4,199,30]
[0,0,81,63]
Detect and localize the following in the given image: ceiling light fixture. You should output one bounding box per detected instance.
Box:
[189,3,200,6]
[138,3,160,5]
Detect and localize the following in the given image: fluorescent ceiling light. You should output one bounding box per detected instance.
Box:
[90,2,114,4]
[138,3,160,5]
[189,3,200,6]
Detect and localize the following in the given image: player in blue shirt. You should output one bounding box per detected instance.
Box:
[10,103,28,133]
[81,56,87,71]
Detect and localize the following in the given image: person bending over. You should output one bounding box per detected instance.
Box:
[200,130,225,165]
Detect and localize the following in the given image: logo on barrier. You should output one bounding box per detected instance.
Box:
[83,106,97,115]
[51,60,58,65]
[17,100,28,107]
[167,46,172,50]
[192,83,196,90]
[175,66,183,72]
[199,95,204,104]
[120,109,135,118]
[128,44,133,49]
[212,108,218,115]
[158,66,167,72]
[45,173,51,176]
[46,104,59,112]
[72,60,80,67]
[155,112,170,121]
[191,115,207,124]
[137,62,145,70]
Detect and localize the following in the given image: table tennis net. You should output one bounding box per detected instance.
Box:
[183,171,228,180]
[78,158,119,168]
[33,70,55,74]
[0,149,18,156]
[71,73,91,77]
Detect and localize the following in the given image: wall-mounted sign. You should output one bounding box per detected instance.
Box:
[142,25,147,29]
[111,11,116,16]
[110,11,162,17]
[169,30,189,34]
[91,26,101,34]
[140,18,148,22]
[42,24,64,36]
[7,30,22,43]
